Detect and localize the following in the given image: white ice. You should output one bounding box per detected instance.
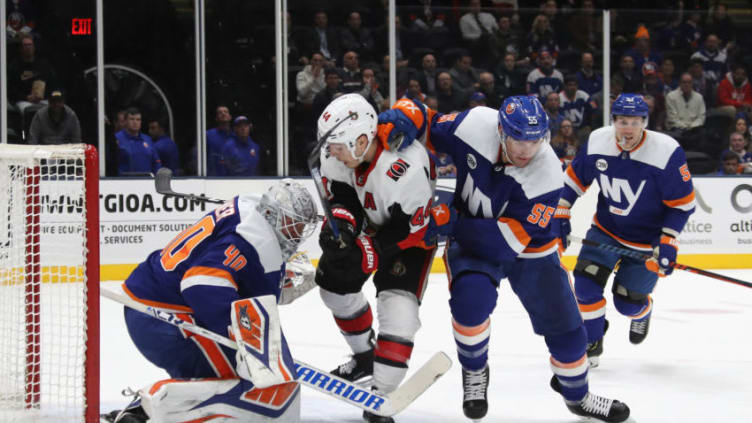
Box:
[100,269,752,422]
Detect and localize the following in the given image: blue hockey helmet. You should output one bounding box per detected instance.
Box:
[611,93,649,119]
[498,96,550,142]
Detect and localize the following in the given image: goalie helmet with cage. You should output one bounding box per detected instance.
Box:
[257,179,318,259]
[316,93,378,164]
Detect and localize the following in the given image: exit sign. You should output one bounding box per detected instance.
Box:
[72,18,92,35]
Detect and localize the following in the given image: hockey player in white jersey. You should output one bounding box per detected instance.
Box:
[102,180,319,423]
[377,95,631,422]
[313,93,438,423]
[555,93,695,367]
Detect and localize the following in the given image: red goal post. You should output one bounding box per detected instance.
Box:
[0,144,99,422]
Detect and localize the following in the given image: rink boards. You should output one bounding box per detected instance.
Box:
[28,176,752,281]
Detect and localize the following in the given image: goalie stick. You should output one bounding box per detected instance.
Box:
[568,235,752,289]
[155,167,224,204]
[101,288,451,417]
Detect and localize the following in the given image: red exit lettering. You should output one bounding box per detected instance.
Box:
[72,18,92,35]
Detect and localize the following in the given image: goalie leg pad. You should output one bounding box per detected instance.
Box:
[141,378,300,422]
[231,296,296,388]
[320,288,374,353]
[612,283,652,319]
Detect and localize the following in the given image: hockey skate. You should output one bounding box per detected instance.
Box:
[461,365,489,421]
[363,386,395,423]
[629,311,651,344]
[331,348,374,383]
[587,319,608,368]
[100,389,147,423]
[550,376,630,422]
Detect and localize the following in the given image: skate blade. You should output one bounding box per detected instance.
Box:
[353,375,374,388]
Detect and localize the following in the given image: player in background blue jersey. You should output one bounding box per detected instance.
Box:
[378,96,630,423]
[102,180,319,423]
[554,94,695,368]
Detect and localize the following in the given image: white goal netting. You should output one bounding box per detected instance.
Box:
[0,144,98,422]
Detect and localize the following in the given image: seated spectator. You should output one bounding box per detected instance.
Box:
[559,74,591,132]
[303,11,340,65]
[641,62,665,101]
[659,58,678,96]
[626,26,662,72]
[341,51,365,94]
[526,14,559,62]
[719,132,752,173]
[495,52,526,98]
[375,54,411,99]
[449,53,480,96]
[206,105,233,176]
[717,150,742,175]
[374,15,412,65]
[690,34,728,88]
[312,68,343,125]
[295,52,327,107]
[643,94,666,133]
[436,71,467,113]
[468,92,487,108]
[735,118,752,144]
[576,51,602,96]
[28,90,81,145]
[550,119,578,166]
[222,116,262,176]
[665,73,706,143]
[404,78,426,103]
[707,3,735,47]
[340,11,375,63]
[491,15,524,64]
[8,33,58,115]
[115,108,161,176]
[148,118,181,175]
[689,58,716,109]
[416,53,440,96]
[433,150,457,177]
[543,91,564,135]
[360,68,387,112]
[459,0,498,68]
[679,11,703,51]
[539,0,568,49]
[6,0,37,41]
[526,49,563,100]
[424,95,438,112]
[614,54,641,93]
[717,64,752,116]
[477,71,504,109]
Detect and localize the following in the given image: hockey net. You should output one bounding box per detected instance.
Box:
[0,144,99,422]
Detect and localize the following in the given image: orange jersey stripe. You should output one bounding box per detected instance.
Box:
[579,298,607,312]
[498,217,532,246]
[565,165,588,193]
[452,318,490,337]
[122,283,193,313]
[183,266,238,289]
[593,216,652,250]
[523,238,559,253]
[551,354,587,369]
[663,190,695,208]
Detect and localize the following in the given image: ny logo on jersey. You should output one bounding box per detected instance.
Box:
[599,174,646,216]
[460,174,493,218]
[386,158,410,181]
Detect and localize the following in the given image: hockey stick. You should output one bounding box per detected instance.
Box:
[101,288,451,417]
[155,168,224,204]
[568,235,752,289]
[307,111,359,241]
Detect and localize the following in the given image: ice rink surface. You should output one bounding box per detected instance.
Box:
[100,268,752,422]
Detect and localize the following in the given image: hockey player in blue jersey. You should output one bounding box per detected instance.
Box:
[378,96,630,423]
[102,179,319,423]
[554,93,695,367]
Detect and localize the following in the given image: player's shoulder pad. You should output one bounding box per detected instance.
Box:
[504,143,564,199]
[234,196,284,272]
[586,126,620,157]
[452,106,501,164]
[630,129,681,170]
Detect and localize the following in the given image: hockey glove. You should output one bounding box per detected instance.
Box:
[554,205,572,249]
[645,234,679,277]
[423,203,458,246]
[319,207,358,258]
[354,235,379,274]
[377,108,419,151]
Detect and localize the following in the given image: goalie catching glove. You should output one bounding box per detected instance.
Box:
[645,233,679,277]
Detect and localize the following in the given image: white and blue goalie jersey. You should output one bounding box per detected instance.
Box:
[562,126,696,250]
[429,106,564,262]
